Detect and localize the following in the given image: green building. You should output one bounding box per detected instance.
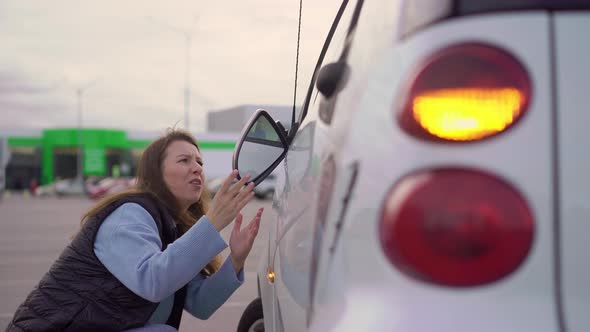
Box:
[2,128,237,189]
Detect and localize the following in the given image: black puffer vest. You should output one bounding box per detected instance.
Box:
[7,194,187,332]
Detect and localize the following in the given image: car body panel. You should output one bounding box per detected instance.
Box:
[267,1,359,331]
[251,0,582,330]
[274,98,329,332]
[554,12,590,332]
[307,9,557,332]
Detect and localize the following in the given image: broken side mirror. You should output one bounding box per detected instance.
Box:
[232,109,289,185]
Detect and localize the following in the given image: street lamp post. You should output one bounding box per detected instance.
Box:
[75,80,98,185]
[184,32,192,131]
[148,17,196,131]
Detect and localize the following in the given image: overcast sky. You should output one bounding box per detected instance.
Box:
[0,1,339,132]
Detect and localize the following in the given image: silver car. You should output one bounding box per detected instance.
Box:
[234,0,590,331]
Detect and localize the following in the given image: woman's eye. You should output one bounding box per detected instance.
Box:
[179,159,188,163]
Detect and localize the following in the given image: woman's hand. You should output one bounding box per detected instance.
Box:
[229,208,263,273]
[206,170,255,232]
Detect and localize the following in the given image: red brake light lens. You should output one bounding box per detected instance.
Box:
[398,43,532,142]
[379,169,534,287]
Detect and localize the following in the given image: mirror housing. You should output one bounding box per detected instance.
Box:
[232,109,289,186]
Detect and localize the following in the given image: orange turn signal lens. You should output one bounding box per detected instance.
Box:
[412,87,525,141]
[398,43,531,143]
[266,267,275,283]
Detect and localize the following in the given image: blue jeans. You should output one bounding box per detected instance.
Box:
[123,324,178,332]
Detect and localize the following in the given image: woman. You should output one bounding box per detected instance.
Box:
[7,129,262,332]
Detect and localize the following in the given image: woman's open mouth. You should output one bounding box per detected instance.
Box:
[189,179,202,188]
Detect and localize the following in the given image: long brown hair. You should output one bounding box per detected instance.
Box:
[81,129,222,275]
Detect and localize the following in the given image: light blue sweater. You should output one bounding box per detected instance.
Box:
[93,203,244,324]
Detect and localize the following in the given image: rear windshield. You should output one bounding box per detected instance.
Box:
[458,0,590,14]
[401,0,590,38]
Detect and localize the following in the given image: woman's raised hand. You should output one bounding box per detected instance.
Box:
[206,170,255,232]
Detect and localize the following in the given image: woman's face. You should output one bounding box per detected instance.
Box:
[162,140,204,210]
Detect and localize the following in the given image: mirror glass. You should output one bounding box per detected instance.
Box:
[237,115,285,181]
[246,115,281,142]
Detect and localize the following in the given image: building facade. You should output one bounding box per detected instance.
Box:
[1,128,237,189]
[207,104,297,132]
[1,104,295,190]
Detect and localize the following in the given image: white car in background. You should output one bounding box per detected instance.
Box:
[208,174,276,200]
[252,173,276,199]
[233,0,590,331]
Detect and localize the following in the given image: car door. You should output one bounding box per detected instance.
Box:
[270,1,359,331]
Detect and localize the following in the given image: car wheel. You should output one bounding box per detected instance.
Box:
[237,297,264,332]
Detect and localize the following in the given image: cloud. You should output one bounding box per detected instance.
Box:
[0,0,341,132]
[0,97,72,129]
[0,67,63,95]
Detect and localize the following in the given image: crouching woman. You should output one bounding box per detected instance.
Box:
[7,129,262,332]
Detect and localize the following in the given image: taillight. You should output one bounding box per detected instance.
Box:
[398,43,531,142]
[379,169,534,287]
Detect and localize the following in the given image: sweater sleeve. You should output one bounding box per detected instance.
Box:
[184,255,245,319]
[94,203,227,302]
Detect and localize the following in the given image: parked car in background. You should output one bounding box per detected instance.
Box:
[252,174,276,199]
[207,174,276,200]
[206,177,235,198]
[86,177,136,200]
[54,178,86,197]
[233,0,590,331]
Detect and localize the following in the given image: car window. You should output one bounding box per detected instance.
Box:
[320,3,356,75]
[246,115,281,144]
[285,122,315,186]
[285,1,358,187]
[317,0,364,125]
[296,0,355,126]
[290,2,345,125]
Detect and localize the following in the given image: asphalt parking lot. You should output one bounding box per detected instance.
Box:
[0,194,273,332]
